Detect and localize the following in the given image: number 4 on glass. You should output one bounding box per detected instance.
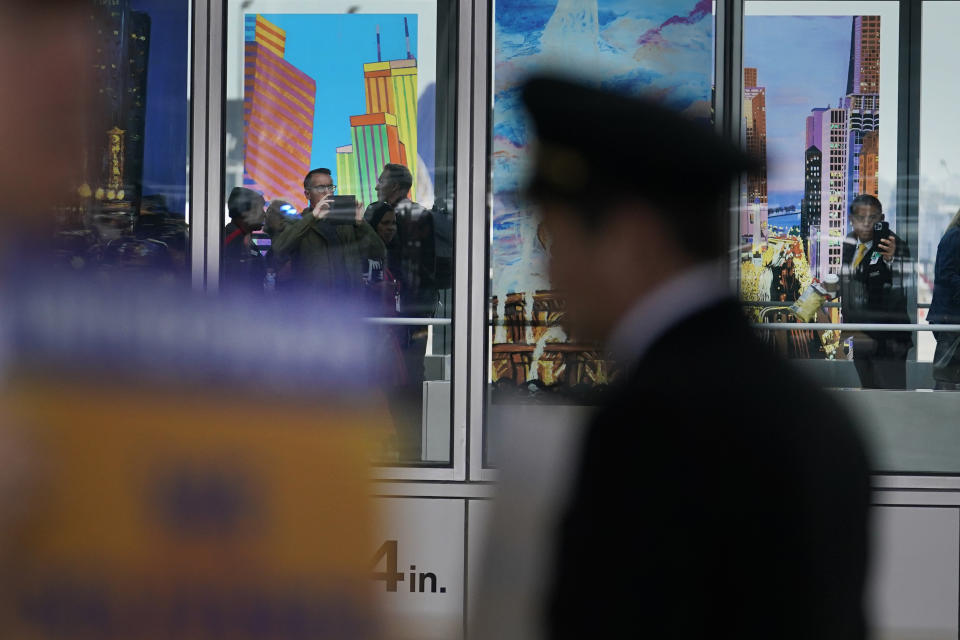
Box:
[371,540,404,592]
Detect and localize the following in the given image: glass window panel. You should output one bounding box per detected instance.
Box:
[740,1,906,389]
[918,1,960,375]
[485,0,715,467]
[224,0,457,466]
[32,0,192,282]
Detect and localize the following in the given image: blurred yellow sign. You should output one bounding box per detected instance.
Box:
[0,378,387,639]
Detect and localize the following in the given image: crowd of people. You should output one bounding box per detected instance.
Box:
[222,163,450,458]
[222,164,443,312]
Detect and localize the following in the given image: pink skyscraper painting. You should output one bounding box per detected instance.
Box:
[243,15,316,205]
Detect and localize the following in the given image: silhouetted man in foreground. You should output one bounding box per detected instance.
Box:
[520,77,871,640]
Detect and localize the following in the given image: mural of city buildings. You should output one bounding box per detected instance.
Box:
[741,15,881,296]
[242,15,418,207]
[739,15,881,359]
[490,0,714,397]
[242,15,316,206]
[337,51,419,205]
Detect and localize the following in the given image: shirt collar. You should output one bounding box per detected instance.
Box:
[606,261,732,365]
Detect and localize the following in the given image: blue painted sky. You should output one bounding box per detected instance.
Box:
[259,14,417,185]
[744,15,853,208]
[491,0,714,296]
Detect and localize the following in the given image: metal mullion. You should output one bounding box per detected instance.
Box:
[190,0,209,292]
[896,0,922,332]
[469,0,494,481]
[716,0,744,291]
[376,0,472,482]
[204,0,226,293]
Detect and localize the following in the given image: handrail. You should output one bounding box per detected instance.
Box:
[365,317,452,326]
[753,323,960,332]
[741,300,933,309]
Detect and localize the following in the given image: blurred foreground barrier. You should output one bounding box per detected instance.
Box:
[0,276,391,639]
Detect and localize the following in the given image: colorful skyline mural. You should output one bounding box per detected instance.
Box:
[489,0,714,389]
[742,15,881,281]
[241,13,420,208]
[243,15,317,205]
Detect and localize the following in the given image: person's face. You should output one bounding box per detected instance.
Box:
[304,172,335,208]
[376,210,398,245]
[539,198,685,342]
[850,203,883,243]
[539,202,618,341]
[242,196,266,231]
[375,171,403,205]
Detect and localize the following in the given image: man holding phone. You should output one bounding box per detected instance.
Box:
[270,168,384,295]
[839,194,912,389]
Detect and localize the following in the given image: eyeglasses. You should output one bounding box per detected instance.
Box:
[307,184,336,192]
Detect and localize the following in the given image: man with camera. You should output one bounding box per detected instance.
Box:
[839,194,912,389]
[271,168,384,295]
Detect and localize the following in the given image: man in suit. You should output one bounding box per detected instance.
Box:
[519,76,872,639]
[840,194,912,389]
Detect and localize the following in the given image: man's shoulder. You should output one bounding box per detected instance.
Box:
[622,300,838,412]
[395,198,429,218]
[600,310,864,466]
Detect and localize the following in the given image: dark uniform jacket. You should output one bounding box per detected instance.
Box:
[393,198,439,317]
[928,226,960,324]
[548,299,871,640]
[271,210,385,295]
[840,231,912,351]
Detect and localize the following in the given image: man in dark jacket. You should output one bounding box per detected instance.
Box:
[928,210,960,389]
[368,163,439,317]
[272,168,384,295]
[519,76,871,640]
[839,194,912,389]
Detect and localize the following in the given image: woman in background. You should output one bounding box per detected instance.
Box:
[928,208,960,390]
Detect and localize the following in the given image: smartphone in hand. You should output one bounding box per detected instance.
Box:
[872,221,890,247]
[326,195,358,224]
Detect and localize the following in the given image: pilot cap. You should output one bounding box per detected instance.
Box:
[520,75,758,215]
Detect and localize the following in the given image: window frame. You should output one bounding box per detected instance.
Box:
[185,0,960,485]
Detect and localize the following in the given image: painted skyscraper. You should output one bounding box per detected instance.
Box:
[349,112,408,205]
[364,58,419,195]
[859,130,879,197]
[742,67,768,247]
[243,16,316,205]
[845,93,880,203]
[844,16,880,210]
[336,21,419,205]
[801,145,822,248]
[805,106,848,278]
[847,15,880,96]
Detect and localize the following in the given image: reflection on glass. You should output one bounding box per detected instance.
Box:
[486,0,714,464]
[919,1,960,369]
[741,4,909,389]
[50,0,191,282]
[224,3,456,465]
